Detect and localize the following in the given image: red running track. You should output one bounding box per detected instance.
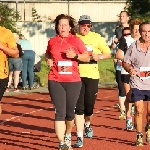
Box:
[0,88,150,150]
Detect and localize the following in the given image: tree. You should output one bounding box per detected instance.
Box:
[0,2,21,33]
[125,0,150,21]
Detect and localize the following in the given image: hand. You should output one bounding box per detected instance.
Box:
[66,49,76,58]
[129,67,137,77]
[114,37,118,43]
[46,59,53,67]
[92,54,100,61]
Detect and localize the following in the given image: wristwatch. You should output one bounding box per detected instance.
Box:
[99,55,104,60]
[74,54,78,59]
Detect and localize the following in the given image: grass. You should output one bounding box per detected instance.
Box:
[36,57,116,86]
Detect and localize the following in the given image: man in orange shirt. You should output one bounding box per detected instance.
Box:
[0,15,19,115]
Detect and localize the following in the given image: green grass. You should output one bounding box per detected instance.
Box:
[36,57,116,86]
[98,58,116,83]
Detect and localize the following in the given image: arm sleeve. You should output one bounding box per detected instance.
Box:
[98,35,111,54]
[76,37,87,54]
[118,38,126,52]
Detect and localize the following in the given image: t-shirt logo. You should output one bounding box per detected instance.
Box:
[58,61,72,74]
[140,67,150,79]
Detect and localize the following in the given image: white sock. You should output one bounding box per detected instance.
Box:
[77,131,83,138]
[84,121,90,127]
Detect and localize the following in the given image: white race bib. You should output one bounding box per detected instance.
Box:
[58,61,72,74]
[140,67,150,79]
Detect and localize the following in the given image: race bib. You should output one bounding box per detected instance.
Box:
[85,45,93,56]
[58,61,72,74]
[140,67,150,79]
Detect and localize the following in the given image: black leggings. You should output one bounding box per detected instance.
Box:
[75,77,99,116]
[48,80,82,121]
[116,70,126,97]
[0,78,8,101]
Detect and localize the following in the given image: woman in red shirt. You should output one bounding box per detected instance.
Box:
[45,14,90,150]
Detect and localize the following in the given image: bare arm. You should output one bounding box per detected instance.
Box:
[115,49,124,60]
[0,42,19,58]
[66,50,90,62]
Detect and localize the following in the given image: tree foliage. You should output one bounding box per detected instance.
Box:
[125,0,150,21]
[0,2,21,33]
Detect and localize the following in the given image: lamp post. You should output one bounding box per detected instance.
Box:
[16,0,18,22]
[24,0,26,22]
[68,0,69,15]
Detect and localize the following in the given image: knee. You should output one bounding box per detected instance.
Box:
[66,112,75,121]
[135,104,144,115]
[55,110,66,121]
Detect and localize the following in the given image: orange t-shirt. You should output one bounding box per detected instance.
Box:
[0,27,17,79]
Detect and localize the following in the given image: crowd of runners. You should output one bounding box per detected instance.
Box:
[0,10,150,150]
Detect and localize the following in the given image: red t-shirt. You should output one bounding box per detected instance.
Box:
[46,34,87,82]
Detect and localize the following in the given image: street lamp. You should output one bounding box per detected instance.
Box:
[16,0,18,22]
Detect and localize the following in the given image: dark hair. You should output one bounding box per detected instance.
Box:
[122,27,131,34]
[53,14,77,35]
[129,18,143,31]
[120,11,130,17]
[139,21,150,32]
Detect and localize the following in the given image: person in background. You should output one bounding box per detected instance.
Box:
[116,19,142,130]
[5,33,24,92]
[0,14,19,115]
[65,15,111,148]
[45,14,90,150]
[113,11,130,117]
[17,34,35,90]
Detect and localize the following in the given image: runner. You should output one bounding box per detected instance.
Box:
[45,14,90,150]
[116,19,142,130]
[0,15,19,115]
[67,15,111,148]
[113,11,130,118]
[123,21,150,146]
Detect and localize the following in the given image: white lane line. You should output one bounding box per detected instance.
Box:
[94,107,110,114]
[97,95,114,100]
[0,106,53,125]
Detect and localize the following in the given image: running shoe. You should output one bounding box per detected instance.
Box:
[59,143,69,150]
[114,103,121,111]
[64,135,72,149]
[136,133,143,146]
[85,125,93,138]
[145,124,150,143]
[74,137,83,148]
[119,111,126,120]
[126,119,133,130]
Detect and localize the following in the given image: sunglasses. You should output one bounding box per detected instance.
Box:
[80,24,91,28]
[123,33,131,36]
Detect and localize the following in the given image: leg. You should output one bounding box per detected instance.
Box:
[27,51,35,88]
[131,88,144,146]
[65,82,82,148]
[84,78,99,138]
[48,80,67,149]
[74,81,85,147]
[22,54,28,88]
[7,71,13,89]
[0,78,9,116]
[116,70,126,114]
[14,71,21,89]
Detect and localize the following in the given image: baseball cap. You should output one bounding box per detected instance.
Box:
[78,15,92,25]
